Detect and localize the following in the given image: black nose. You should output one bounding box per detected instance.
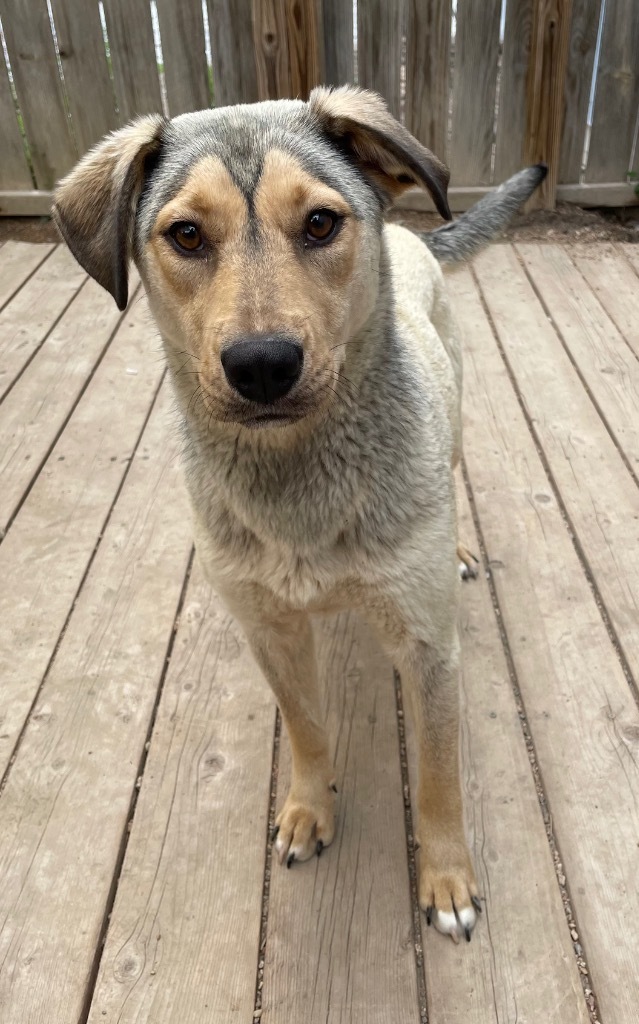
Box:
[221,335,303,404]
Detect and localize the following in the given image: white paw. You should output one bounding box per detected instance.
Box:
[427,900,481,943]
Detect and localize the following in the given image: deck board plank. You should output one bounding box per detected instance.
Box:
[261,615,420,1024]
[620,242,639,277]
[570,242,639,360]
[0,274,140,534]
[0,242,55,310]
[517,242,639,473]
[455,263,639,1024]
[473,245,639,687]
[85,565,275,1023]
[419,481,590,1024]
[0,291,162,777]
[0,245,86,402]
[0,383,192,1024]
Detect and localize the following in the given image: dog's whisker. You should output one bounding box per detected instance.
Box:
[327,372,359,401]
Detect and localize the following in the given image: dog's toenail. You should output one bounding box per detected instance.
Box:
[471,895,483,914]
[465,926,471,943]
[330,783,338,793]
[287,852,295,868]
[316,840,324,857]
[425,906,433,926]
[270,825,280,842]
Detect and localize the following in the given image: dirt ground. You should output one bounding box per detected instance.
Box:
[1,202,638,246]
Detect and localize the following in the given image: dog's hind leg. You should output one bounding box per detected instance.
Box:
[223,595,336,866]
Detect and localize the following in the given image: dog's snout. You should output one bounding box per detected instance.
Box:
[221,335,303,404]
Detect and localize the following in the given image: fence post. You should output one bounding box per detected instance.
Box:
[524,0,574,208]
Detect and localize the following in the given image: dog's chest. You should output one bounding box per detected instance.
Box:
[187,434,417,608]
[198,458,363,605]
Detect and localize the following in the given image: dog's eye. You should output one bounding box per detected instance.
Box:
[168,222,203,253]
[305,209,340,245]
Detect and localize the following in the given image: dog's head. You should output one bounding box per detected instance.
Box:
[53,87,450,435]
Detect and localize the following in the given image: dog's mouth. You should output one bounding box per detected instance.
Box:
[240,411,303,429]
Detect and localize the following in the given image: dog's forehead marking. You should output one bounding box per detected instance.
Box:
[254,149,352,225]
[154,154,248,234]
[154,149,351,238]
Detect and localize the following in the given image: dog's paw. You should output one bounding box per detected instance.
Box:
[419,845,481,943]
[273,781,336,866]
[456,542,479,581]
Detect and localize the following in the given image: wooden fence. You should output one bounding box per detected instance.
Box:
[0,0,637,215]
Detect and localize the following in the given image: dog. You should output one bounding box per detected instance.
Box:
[53,86,545,944]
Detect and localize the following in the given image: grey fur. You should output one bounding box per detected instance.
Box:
[421,164,548,265]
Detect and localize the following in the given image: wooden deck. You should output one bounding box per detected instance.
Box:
[1,237,638,1024]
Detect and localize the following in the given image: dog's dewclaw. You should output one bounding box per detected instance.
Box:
[457,542,480,581]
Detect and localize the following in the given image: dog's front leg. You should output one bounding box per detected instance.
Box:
[227,600,336,866]
[397,638,480,943]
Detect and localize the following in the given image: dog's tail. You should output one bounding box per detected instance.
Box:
[421,163,548,265]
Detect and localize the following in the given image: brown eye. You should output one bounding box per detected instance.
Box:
[169,222,203,253]
[305,209,339,245]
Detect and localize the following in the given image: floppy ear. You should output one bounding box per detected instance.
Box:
[52,115,166,310]
[309,85,451,220]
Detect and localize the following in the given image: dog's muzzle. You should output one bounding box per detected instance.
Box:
[221,334,303,405]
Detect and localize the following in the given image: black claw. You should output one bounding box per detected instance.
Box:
[316,840,324,857]
[330,783,338,793]
[425,906,433,927]
[471,895,483,914]
[465,926,472,943]
[270,825,280,842]
[287,852,295,869]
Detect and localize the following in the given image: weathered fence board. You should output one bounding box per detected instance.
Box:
[0,60,32,190]
[587,0,639,183]
[405,0,451,159]
[357,0,403,119]
[0,0,638,210]
[207,0,258,106]
[494,0,534,180]
[102,0,163,121]
[49,0,118,153]
[558,0,602,183]
[155,0,210,114]
[0,0,76,188]
[285,0,324,98]
[524,0,574,208]
[322,0,354,87]
[253,0,290,99]
[449,0,502,186]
